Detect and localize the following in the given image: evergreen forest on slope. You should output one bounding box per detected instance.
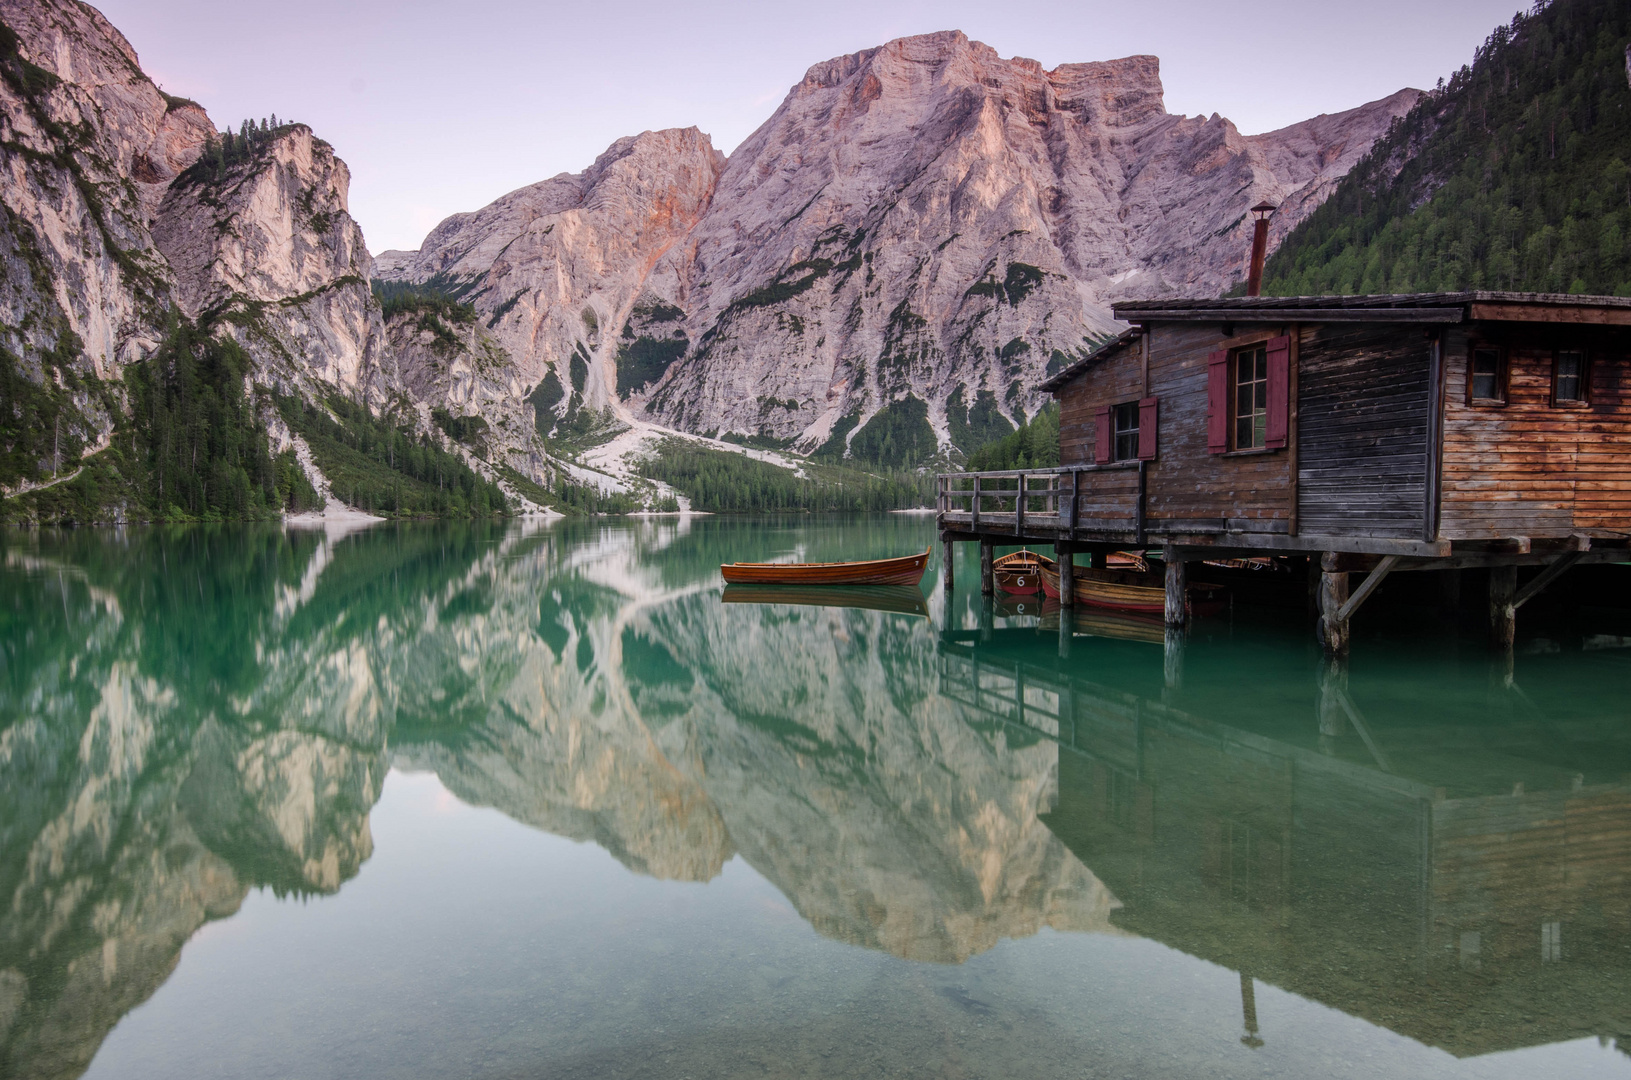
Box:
[1263,0,1631,297]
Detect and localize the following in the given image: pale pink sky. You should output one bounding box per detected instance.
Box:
[94,0,1524,254]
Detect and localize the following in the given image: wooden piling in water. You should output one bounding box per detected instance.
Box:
[1163,548,1186,627]
[1489,565,1517,650]
[1319,552,1351,659]
[979,539,994,597]
[943,540,955,595]
[1058,543,1075,607]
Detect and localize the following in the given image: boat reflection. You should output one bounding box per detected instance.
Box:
[720,582,929,617]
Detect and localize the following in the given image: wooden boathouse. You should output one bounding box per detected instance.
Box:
[936,291,1631,654]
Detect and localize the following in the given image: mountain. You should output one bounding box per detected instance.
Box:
[1263,0,1631,297]
[0,0,527,523]
[381,33,1417,464]
[0,0,1416,523]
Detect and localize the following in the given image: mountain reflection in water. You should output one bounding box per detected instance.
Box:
[1,516,1629,1079]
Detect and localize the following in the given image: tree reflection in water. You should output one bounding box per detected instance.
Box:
[2,517,1629,1078]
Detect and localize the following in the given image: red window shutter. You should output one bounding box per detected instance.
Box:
[1206,351,1228,454]
[1265,335,1291,449]
[1094,406,1112,463]
[1137,396,1158,460]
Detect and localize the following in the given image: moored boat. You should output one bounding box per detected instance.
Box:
[993,548,1055,595]
[720,548,931,586]
[1039,563,1226,616]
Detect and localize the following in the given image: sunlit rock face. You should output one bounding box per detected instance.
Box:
[641,33,1417,448]
[152,126,384,398]
[378,32,1412,456]
[385,306,551,486]
[373,129,725,424]
[0,0,402,501]
[0,0,214,452]
[3,0,1414,495]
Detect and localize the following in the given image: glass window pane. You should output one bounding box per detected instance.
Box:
[1112,401,1139,461]
[1472,348,1499,400]
[1233,347,1267,449]
[1556,351,1584,403]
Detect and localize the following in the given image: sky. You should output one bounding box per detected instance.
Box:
[94,0,1526,255]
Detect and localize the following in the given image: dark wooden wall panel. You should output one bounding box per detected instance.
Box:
[1145,324,1293,529]
[1057,344,1141,467]
[1296,324,1431,539]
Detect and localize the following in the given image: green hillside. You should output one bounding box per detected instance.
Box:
[1263,0,1631,297]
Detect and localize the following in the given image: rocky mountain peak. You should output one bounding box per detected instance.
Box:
[373,33,1416,464]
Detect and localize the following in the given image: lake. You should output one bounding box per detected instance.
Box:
[2,515,1629,1079]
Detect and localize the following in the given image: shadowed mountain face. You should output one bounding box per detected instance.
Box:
[0,518,1113,1077]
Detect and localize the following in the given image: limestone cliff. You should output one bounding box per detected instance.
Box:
[0,0,551,516]
[374,128,724,432]
[2,1,1416,507]
[383,32,1416,461]
[0,0,213,469]
[642,35,1418,453]
[151,124,384,398]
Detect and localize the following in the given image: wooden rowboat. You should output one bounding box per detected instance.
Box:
[993,549,1055,595]
[1039,563,1226,616]
[720,548,931,586]
[721,583,929,617]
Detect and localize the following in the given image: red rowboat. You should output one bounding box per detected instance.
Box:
[1039,563,1226,616]
[993,549,1054,595]
[720,548,931,586]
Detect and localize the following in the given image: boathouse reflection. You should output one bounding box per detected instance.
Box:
[939,626,1631,1058]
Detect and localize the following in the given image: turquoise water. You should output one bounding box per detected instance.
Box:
[1,516,1628,1079]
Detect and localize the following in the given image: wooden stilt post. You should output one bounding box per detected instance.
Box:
[1307,556,1322,621]
[1058,543,1075,607]
[1319,551,1350,659]
[978,594,994,642]
[1163,547,1187,628]
[1489,564,1517,651]
[942,539,955,595]
[1058,607,1072,660]
[979,539,995,597]
[1439,568,1461,614]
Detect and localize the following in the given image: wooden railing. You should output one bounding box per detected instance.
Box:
[936,463,1145,539]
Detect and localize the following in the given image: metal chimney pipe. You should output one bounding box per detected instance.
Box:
[1245,202,1277,297]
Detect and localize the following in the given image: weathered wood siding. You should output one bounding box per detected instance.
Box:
[1296,324,1431,539]
[1439,324,1631,539]
[1057,342,1140,467]
[1145,324,1294,531]
[1056,324,1296,531]
[1052,312,1631,546]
